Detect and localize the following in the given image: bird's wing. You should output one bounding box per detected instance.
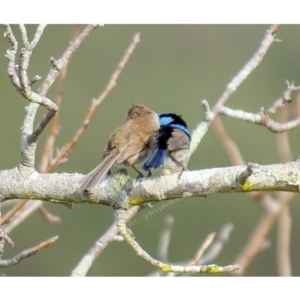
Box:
[116,133,146,164]
[167,128,190,151]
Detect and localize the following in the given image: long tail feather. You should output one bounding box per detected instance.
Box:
[142,149,166,171]
[78,155,118,191]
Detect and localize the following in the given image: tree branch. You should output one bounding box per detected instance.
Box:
[116,209,239,274]
[1,162,300,206]
[71,206,140,276]
[190,24,279,154]
[0,236,58,267]
[219,81,300,133]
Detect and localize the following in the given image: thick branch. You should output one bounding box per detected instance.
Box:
[1,162,300,207]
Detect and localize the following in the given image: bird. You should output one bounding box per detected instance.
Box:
[78,104,160,191]
[142,112,191,175]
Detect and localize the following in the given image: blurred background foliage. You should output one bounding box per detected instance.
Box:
[1,24,300,276]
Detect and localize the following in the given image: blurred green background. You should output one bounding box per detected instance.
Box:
[1,24,300,276]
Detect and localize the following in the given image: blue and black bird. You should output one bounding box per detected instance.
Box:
[142,112,191,175]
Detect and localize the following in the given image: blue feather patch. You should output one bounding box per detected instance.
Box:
[142,149,166,171]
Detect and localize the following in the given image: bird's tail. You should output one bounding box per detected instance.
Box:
[142,148,166,171]
[78,155,117,191]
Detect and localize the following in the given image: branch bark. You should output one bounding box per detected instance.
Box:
[1,162,300,207]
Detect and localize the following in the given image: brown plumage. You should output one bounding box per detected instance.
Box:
[78,104,160,191]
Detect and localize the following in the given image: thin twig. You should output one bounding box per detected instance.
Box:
[116,209,239,274]
[0,200,27,225]
[0,229,14,258]
[38,25,98,97]
[3,201,43,234]
[190,24,279,154]
[219,82,300,133]
[277,206,291,276]
[197,223,234,265]
[276,107,293,276]
[0,236,59,267]
[71,206,140,276]
[39,206,61,224]
[165,224,233,277]
[157,216,175,262]
[39,25,81,173]
[188,232,216,266]
[31,25,97,142]
[17,25,57,111]
[0,198,14,258]
[3,24,21,89]
[276,106,293,163]
[211,116,244,165]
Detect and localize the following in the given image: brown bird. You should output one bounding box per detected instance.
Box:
[78,104,160,191]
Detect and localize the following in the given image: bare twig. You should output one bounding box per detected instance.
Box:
[211,116,244,165]
[18,25,58,111]
[236,163,258,186]
[276,106,293,164]
[39,25,81,173]
[3,201,43,234]
[197,223,234,265]
[39,206,61,224]
[219,82,300,133]
[0,229,14,257]
[3,24,21,89]
[188,232,216,266]
[30,110,57,144]
[157,215,175,262]
[190,24,279,154]
[277,206,292,276]
[38,25,98,97]
[31,25,98,142]
[0,203,14,258]
[0,236,58,267]
[0,200,27,225]
[163,223,233,277]
[276,107,293,276]
[28,75,42,86]
[116,209,239,274]
[71,206,140,276]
